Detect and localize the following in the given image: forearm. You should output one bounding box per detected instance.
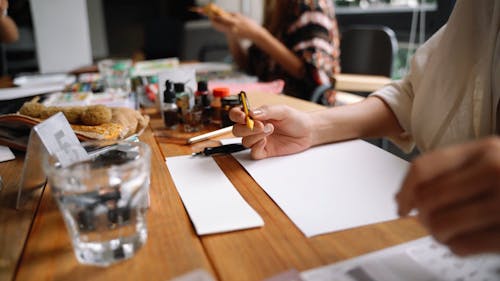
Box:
[0,16,18,43]
[226,35,248,70]
[309,96,404,146]
[251,28,304,79]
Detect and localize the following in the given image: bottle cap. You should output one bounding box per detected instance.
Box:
[212,87,230,98]
[165,80,172,91]
[163,80,176,103]
[174,82,185,93]
[197,81,208,92]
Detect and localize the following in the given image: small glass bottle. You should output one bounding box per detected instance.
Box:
[195,81,212,125]
[211,87,229,127]
[221,94,241,128]
[174,82,190,124]
[161,80,179,129]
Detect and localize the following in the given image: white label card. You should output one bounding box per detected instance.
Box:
[0,145,15,162]
[33,112,88,167]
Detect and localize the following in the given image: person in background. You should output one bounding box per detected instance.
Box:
[206,0,340,103]
[229,0,500,256]
[0,0,18,43]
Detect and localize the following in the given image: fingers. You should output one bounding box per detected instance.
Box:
[325,89,336,105]
[232,119,270,137]
[229,106,246,124]
[211,12,236,25]
[396,140,484,216]
[229,106,275,160]
[231,105,295,123]
[241,124,273,147]
[250,105,294,122]
[447,226,500,256]
[251,139,269,160]
[190,7,204,14]
[422,194,500,244]
[414,156,496,218]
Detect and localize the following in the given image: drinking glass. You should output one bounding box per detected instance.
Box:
[43,141,151,267]
[98,59,133,93]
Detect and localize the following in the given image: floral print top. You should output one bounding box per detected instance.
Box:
[246,0,340,100]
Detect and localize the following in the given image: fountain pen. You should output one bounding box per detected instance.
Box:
[192,144,248,156]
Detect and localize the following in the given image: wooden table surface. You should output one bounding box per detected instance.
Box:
[334,73,392,93]
[0,91,427,281]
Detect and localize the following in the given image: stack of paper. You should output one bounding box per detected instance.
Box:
[301,236,500,281]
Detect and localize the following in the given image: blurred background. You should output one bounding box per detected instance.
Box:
[5,0,455,79]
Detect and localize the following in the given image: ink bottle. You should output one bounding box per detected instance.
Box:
[211,87,229,127]
[174,82,190,124]
[195,81,212,125]
[161,80,179,129]
[221,94,240,128]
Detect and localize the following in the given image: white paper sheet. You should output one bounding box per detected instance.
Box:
[219,137,243,145]
[166,155,263,235]
[30,0,92,73]
[0,145,15,162]
[233,140,409,237]
[0,84,66,101]
[301,236,500,281]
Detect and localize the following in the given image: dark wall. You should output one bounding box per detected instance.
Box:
[103,0,201,58]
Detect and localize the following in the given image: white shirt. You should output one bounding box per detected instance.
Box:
[372,0,500,152]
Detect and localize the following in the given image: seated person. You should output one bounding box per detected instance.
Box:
[0,0,18,43]
[205,0,340,103]
[229,0,500,256]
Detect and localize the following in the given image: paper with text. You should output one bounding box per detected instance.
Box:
[34,113,88,167]
[301,236,500,281]
[233,140,409,237]
[166,155,263,235]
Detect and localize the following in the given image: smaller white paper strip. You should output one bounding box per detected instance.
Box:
[166,155,263,235]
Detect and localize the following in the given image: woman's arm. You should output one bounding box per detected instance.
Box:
[250,26,305,79]
[210,13,305,79]
[230,96,404,159]
[0,16,19,43]
[0,0,18,43]
[225,34,248,71]
[309,96,404,146]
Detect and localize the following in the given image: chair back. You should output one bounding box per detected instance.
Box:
[340,25,398,78]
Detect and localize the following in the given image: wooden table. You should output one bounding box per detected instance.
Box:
[0,91,427,281]
[334,73,392,93]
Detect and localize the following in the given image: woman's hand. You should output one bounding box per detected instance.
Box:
[229,105,315,159]
[397,137,500,256]
[0,0,8,13]
[210,12,264,41]
[324,89,337,105]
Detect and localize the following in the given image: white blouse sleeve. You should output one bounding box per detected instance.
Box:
[370,27,446,153]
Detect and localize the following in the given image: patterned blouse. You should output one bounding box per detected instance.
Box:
[246,0,340,100]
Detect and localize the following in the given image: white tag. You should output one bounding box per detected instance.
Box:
[0,145,15,162]
[33,112,88,167]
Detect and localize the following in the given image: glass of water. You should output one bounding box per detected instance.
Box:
[98,59,133,93]
[43,141,151,267]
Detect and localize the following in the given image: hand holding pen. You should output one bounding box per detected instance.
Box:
[228,99,315,160]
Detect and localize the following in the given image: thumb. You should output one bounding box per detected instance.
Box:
[251,105,292,122]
